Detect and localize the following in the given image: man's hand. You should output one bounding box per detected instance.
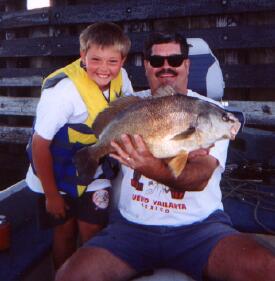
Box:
[110,134,167,180]
[188,147,210,160]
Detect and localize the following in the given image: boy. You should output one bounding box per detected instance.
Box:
[26,22,133,269]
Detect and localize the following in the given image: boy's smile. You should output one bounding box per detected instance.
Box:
[81,45,125,91]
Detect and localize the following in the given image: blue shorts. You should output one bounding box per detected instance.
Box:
[85,210,239,281]
[35,188,111,229]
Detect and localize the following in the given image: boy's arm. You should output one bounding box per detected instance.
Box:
[32,133,68,218]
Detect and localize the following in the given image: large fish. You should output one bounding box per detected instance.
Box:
[74,92,241,184]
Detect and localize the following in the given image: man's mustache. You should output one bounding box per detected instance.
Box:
[156,68,177,77]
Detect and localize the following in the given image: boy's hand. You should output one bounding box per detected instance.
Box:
[45,193,68,219]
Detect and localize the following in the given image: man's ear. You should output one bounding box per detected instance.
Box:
[144,60,149,67]
[144,60,149,74]
[184,58,190,75]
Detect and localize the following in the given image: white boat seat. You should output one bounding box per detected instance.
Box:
[187,38,224,100]
[132,268,195,281]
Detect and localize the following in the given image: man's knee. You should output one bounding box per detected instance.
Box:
[55,248,90,281]
[205,233,275,281]
[55,247,136,281]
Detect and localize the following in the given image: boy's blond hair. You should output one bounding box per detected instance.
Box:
[79,22,131,58]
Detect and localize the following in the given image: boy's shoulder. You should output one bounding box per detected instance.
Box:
[42,77,80,101]
[43,76,73,91]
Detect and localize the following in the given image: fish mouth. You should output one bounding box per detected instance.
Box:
[230,121,241,139]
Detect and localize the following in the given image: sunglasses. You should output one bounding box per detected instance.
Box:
[148,54,187,68]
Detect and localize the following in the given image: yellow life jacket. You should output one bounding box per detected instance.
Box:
[30,59,123,197]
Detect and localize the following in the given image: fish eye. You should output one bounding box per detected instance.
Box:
[222,113,230,122]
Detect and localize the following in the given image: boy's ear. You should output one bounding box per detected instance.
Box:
[80,51,86,63]
[121,56,126,65]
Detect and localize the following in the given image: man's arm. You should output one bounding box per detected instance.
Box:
[160,154,218,191]
[110,134,219,192]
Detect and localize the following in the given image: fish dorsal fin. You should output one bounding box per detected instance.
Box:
[92,95,142,136]
[168,151,188,177]
[171,126,196,141]
[153,85,176,97]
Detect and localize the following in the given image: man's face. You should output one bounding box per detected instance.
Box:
[144,42,190,95]
[81,44,125,91]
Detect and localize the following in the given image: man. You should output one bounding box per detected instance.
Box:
[56,32,275,281]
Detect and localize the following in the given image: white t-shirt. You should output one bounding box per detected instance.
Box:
[26,68,133,193]
[117,89,229,226]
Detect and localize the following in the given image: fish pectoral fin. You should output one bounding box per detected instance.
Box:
[168,151,188,178]
[171,126,196,141]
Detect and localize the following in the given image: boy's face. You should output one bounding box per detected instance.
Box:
[144,42,190,95]
[81,45,125,91]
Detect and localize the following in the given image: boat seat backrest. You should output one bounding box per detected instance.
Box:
[187,38,224,100]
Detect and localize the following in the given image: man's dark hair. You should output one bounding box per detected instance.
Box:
[143,32,190,59]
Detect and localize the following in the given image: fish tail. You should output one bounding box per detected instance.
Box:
[74,146,99,185]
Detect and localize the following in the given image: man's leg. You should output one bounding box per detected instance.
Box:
[163,210,275,281]
[56,210,160,281]
[204,233,275,281]
[55,247,137,281]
